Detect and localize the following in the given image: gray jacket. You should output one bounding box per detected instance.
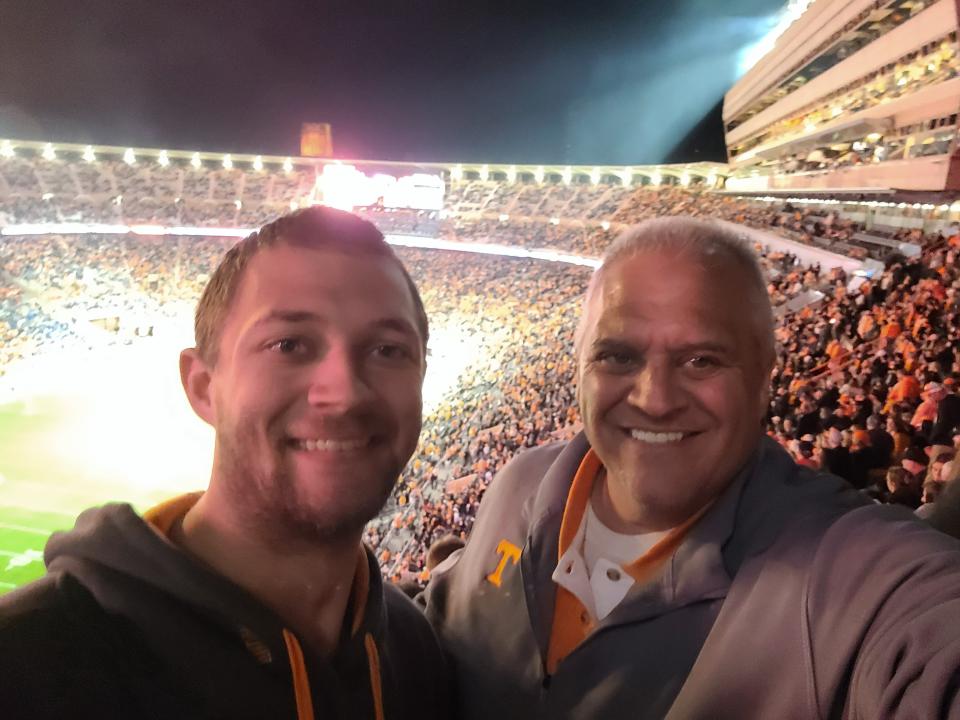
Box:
[424,433,960,719]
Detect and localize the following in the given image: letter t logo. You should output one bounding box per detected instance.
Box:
[486,539,522,588]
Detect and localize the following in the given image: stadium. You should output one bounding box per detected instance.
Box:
[1,0,960,607]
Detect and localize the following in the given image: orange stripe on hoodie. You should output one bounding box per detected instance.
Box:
[143,493,383,720]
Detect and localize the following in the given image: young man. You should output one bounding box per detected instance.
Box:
[425,216,960,719]
[0,207,449,719]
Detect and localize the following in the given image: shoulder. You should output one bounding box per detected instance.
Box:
[381,583,453,718]
[0,573,136,716]
[478,438,582,519]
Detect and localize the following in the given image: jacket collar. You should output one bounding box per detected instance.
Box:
[520,433,777,653]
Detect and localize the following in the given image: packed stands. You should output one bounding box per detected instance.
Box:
[1,149,959,591]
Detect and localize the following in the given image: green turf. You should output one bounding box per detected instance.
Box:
[0,398,124,594]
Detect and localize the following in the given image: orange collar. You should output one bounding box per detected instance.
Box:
[557,449,711,583]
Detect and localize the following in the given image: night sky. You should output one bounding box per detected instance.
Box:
[0,0,786,165]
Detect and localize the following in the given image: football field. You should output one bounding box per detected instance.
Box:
[0,337,214,595]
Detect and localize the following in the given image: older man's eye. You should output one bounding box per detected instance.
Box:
[687,355,719,371]
[595,350,635,368]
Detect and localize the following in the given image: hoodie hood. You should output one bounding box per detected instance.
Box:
[44,497,391,719]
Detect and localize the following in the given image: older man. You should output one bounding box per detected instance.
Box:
[0,207,449,719]
[424,217,960,719]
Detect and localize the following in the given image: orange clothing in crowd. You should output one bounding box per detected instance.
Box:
[885,375,921,412]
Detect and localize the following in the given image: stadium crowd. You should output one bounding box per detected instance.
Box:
[2,156,960,588]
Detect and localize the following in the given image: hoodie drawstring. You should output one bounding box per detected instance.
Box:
[283,629,315,720]
[282,629,385,720]
[364,632,385,720]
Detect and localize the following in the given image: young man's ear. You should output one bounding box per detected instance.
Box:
[180,348,216,426]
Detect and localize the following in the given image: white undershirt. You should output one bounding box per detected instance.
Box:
[552,499,668,621]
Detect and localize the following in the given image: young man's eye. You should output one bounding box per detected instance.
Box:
[373,343,411,361]
[268,337,304,354]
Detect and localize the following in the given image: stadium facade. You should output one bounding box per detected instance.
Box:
[724,0,960,195]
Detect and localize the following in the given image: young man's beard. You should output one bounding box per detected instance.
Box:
[215,432,398,551]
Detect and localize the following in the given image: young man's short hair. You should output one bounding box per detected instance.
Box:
[194,206,429,364]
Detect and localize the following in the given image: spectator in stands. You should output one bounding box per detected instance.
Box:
[424,217,960,719]
[0,207,449,719]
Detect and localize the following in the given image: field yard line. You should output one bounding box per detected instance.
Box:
[0,522,51,535]
[1,503,77,518]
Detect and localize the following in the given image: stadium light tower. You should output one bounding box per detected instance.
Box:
[123,148,136,165]
[191,152,202,169]
[283,157,294,173]
[42,143,56,161]
[0,140,13,158]
[253,155,264,171]
[158,150,170,167]
[82,146,96,163]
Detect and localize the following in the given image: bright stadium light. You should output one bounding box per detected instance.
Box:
[222,154,233,170]
[283,157,293,173]
[506,165,517,183]
[253,155,264,171]
[479,164,489,181]
[82,146,96,163]
[123,148,136,165]
[191,152,202,169]
[42,143,56,161]
[158,150,170,167]
[0,140,13,158]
